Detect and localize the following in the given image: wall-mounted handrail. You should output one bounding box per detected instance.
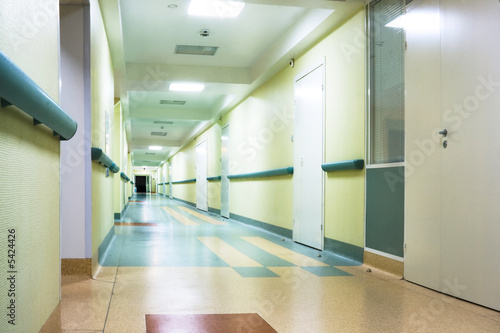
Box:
[131,181,135,185]
[207,176,221,181]
[120,172,130,182]
[321,159,364,172]
[91,147,119,173]
[172,178,196,184]
[228,167,293,180]
[0,51,78,140]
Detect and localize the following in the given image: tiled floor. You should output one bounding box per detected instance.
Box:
[60,194,500,332]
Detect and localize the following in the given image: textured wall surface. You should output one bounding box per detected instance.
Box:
[170,140,197,203]
[90,0,115,276]
[0,0,61,331]
[113,101,125,215]
[299,10,366,247]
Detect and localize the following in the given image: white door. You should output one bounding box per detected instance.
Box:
[196,140,208,211]
[221,125,230,218]
[169,164,173,199]
[405,0,500,311]
[163,163,168,197]
[404,0,442,291]
[293,62,325,250]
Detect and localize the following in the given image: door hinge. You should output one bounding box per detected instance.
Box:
[405,41,408,50]
[404,243,407,251]
[321,225,323,231]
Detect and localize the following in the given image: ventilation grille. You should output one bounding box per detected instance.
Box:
[175,45,218,56]
[153,120,174,124]
[145,153,156,155]
[151,132,167,136]
[160,100,186,105]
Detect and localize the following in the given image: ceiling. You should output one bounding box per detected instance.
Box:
[99,0,365,170]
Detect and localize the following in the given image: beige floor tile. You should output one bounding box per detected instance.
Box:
[93,265,118,283]
[487,312,500,322]
[98,265,500,333]
[61,277,114,331]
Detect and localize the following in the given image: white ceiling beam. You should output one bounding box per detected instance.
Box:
[126,63,252,85]
[129,108,213,121]
[131,139,181,147]
[240,0,363,9]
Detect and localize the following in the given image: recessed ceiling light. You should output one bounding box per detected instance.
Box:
[175,45,218,56]
[169,82,205,92]
[151,132,168,136]
[149,146,163,150]
[188,0,245,18]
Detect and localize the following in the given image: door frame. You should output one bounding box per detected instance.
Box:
[292,58,326,250]
[196,139,208,211]
[221,124,230,218]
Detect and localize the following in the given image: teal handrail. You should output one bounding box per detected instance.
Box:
[321,159,364,172]
[120,172,130,181]
[91,147,119,173]
[131,181,135,185]
[172,178,196,184]
[228,167,293,180]
[0,51,77,140]
[207,176,221,181]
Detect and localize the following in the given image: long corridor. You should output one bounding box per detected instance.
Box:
[59,195,500,332]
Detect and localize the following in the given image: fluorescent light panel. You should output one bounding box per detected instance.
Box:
[169,82,205,92]
[149,146,163,150]
[188,0,245,18]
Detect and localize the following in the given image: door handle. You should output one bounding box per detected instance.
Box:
[439,129,448,137]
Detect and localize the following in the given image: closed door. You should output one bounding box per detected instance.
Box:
[293,62,325,250]
[221,125,230,218]
[196,140,208,211]
[405,0,500,311]
[169,164,173,199]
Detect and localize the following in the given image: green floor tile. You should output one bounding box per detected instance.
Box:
[301,266,352,277]
[232,267,280,278]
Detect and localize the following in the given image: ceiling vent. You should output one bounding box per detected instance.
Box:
[175,45,218,56]
[151,132,167,136]
[160,100,186,106]
[153,120,174,125]
[145,153,156,155]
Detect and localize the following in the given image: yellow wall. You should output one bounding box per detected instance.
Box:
[221,67,295,229]
[299,10,366,247]
[113,101,125,215]
[170,140,197,203]
[90,0,115,276]
[169,9,366,248]
[127,153,133,198]
[0,0,61,331]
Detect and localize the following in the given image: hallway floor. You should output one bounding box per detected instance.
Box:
[60,195,500,332]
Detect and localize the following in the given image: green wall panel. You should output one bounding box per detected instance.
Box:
[366,167,404,257]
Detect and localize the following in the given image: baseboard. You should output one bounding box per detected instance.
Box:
[229,213,293,239]
[97,226,116,266]
[324,238,363,264]
[61,258,92,276]
[39,302,61,333]
[114,203,129,220]
[364,250,404,277]
[172,197,196,207]
[208,207,221,215]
